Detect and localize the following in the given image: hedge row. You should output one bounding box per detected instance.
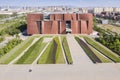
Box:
[0,38,22,57]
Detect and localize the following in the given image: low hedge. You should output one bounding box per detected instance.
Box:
[0,36,35,64]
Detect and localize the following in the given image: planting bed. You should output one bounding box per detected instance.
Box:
[84,36,120,62]
[15,37,47,64]
[75,37,101,63]
[0,36,35,64]
[61,36,73,64]
[38,37,65,64]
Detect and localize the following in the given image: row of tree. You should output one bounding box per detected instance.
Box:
[93,17,120,56]
[0,19,26,36]
[96,34,120,56]
[0,38,22,57]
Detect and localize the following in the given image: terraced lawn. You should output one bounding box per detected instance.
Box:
[38,37,65,64]
[61,36,73,64]
[88,45,112,63]
[15,37,47,64]
[75,37,101,63]
[54,37,65,64]
[0,36,35,64]
[84,36,120,62]
[37,40,56,64]
[78,35,112,63]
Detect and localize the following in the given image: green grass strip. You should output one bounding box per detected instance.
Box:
[61,36,73,64]
[37,40,55,64]
[88,45,112,63]
[84,36,120,62]
[54,37,65,64]
[75,37,101,63]
[38,37,65,64]
[15,37,47,64]
[0,36,35,64]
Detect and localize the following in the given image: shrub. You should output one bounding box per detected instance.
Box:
[0,38,22,57]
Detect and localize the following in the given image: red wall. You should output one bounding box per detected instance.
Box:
[27,13,93,34]
[81,20,87,34]
[51,21,59,34]
[78,14,93,34]
[60,21,66,34]
[71,21,81,34]
[42,21,52,34]
[71,14,78,20]
[64,14,71,20]
[27,14,43,34]
[55,14,63,20]
[50,14,55,20]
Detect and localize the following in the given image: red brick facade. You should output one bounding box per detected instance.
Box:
[27,13,93,34]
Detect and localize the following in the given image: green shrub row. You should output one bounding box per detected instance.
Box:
[84,36,120,62]
[0,36,35,64]
[0,38,22,57]
[96,34,120,56]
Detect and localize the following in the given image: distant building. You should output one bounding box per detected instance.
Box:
[81,8,88,13]
[101,20,108,24]
[27,13,93,34]
[93,7,104,14]
[103,7,114,13]
[113,7,120,12]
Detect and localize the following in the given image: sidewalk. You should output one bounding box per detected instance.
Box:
[66,35,92,64]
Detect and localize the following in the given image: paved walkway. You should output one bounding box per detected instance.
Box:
[66,35,92,64]
[0,64,120,80]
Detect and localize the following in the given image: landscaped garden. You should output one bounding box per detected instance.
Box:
[75,36,101,63]
[61,36,73,64]
[15,37,47,64]
[84,36,120,63]
[0,36,36,64]
[0,34,119,65]
[37,36,65,64]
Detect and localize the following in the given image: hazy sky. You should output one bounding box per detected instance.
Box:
[0,0,120,7]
